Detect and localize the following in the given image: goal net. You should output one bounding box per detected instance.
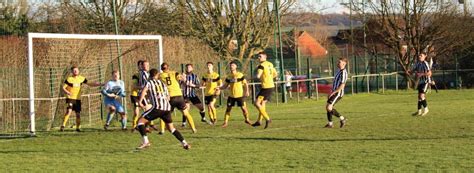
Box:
[0,33,163,137]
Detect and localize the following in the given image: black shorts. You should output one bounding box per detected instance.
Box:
[257,88,273,101]
[130,95,139,107]
[204,96,216,105]
[66,99,81,113]
[170,96,187,111]
[184,96,202,105]
[142,108,172,124]
[227,97,245,107]
[327,93,343,106]
[418,83,429,94]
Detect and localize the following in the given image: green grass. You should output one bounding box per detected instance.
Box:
[1,90,473,172]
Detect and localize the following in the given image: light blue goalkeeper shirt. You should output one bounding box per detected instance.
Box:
[102,80,126,98]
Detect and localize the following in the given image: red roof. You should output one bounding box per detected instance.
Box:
[297,31,328,58]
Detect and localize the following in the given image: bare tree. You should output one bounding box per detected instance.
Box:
[172,0,295,70]
[349,0,473,88]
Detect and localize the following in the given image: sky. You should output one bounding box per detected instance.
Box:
[294,0,474,14]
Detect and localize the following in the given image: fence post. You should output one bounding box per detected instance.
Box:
[218,62,222,106]
[99,65,103,120]
[49,99,54,131]
[12,99,15,131]
[252,84,256,104]
[88,95,91,127]
[306,58,311,98]
[354,55,358,93]
[315,79,319,100]
[455,55,459,89]
[296,80,300,103]
[49,68,54,97]
[367,75,370,93]
[275,82,279,105]
[395,73,398,91]
[351,76,354,95]
[181,64,185,73]
[382,75,385,93]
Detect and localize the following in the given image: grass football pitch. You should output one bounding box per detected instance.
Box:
[0,90,473,172]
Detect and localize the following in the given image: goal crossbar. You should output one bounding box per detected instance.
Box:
[27,33,164,135]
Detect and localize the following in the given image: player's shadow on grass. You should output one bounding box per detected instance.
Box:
[196,135,473,142]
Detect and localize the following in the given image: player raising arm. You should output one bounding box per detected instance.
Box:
[216,61,251,128]
[103,70,127,130]
[136,68,190,150]
[61,66,102,132]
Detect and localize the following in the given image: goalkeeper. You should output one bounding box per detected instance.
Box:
[103,70,127,130]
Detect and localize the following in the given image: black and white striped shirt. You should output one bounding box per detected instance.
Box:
[413,61,431,84]
[182,73,200,98]
[145,79,171,111]
[138,70,149,90]
[332,68,348,96]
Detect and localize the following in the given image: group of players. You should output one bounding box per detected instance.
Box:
[59,52,278,150]
[58,50,432,150]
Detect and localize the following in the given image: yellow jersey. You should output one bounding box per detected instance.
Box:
[225,72,246,98]
[257,61,277,89]
[131,73,139,97]
[63,75,88,100]
[159,70,183,97]
[202,72,221,96]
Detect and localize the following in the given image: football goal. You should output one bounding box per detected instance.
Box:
[1,33,163,137]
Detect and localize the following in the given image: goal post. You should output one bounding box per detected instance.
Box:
[27,33,164,135]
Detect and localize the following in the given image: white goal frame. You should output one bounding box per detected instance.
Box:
[27,33,163,135]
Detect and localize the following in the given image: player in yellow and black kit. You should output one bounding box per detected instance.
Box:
[252,52,277,129]
[202,62,222,125]
[216,61,251,128]
[159,63,197,133]
[61,66,102,132]
[130,60,143,130]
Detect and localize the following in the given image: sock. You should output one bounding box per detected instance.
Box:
[106,112,114,125]
[421,100,428,108]
[328,121,333,126]
[160,120,166,132]
[132,114,139,128]
[339,116,345,121]
[418,100,422,110]
[138,123,149,144]
[183,111,196,130]
[212,108,217,121]
[243,112,249,122]
[142,136,149,144]
[76,117,81,129]
[332,109,341,118]
[224,112,230,123]
[257,106,270,120]
[62,113,71,127]
[149,120,155,126]
[327,111,333,122]
[171,129,185,143]
[182,115,187,124]
[121,118,127,129]
[208,107,214,121]
[200,111,205,119]
[137,124,147,137]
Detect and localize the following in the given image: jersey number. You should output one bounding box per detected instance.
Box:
[165,77,172,85]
